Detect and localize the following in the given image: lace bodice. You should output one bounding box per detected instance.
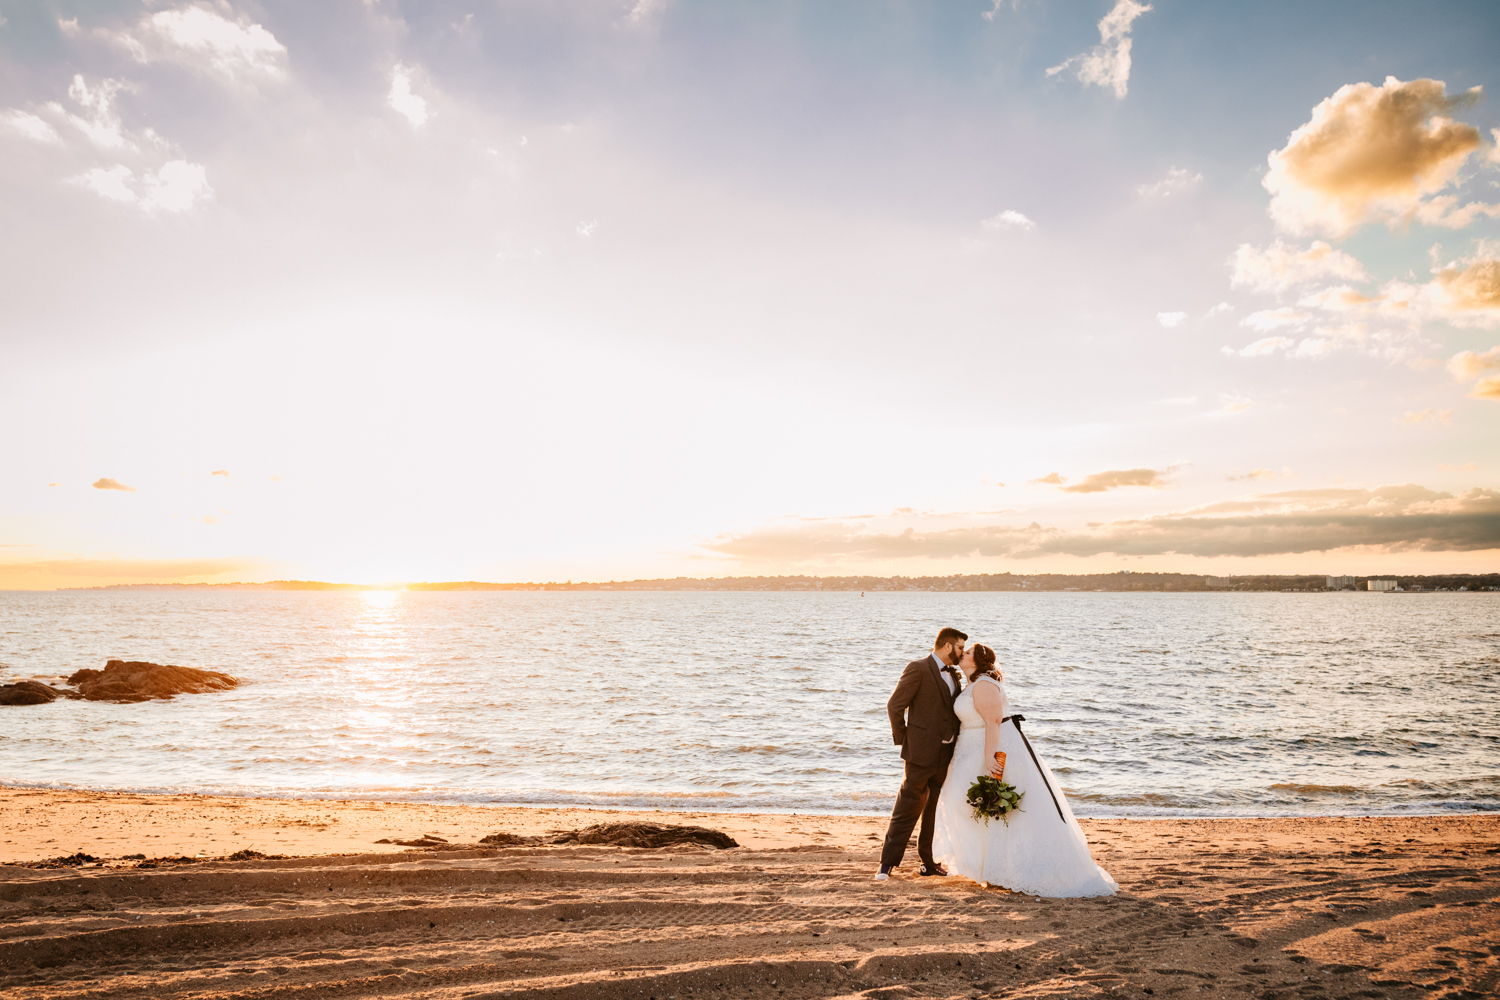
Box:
[955,675,1008,732]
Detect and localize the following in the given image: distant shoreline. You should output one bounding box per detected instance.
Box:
[52,570,1500,593]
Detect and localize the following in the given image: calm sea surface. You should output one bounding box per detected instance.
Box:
[1,590,1496,817]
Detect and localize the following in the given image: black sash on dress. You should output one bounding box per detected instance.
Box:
[1003,714,1067,823]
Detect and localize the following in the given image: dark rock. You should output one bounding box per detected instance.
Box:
[0,680,67,706]
[67,660,239,702]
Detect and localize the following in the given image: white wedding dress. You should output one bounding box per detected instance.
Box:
[932,675,1118,897]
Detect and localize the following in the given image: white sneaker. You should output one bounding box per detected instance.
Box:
[874,871,889,881]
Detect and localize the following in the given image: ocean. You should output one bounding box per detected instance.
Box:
[1,589,1496,817]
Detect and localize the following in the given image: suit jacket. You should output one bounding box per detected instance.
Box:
[887,653,961,766]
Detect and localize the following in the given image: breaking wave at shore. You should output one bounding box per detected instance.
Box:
[1,590,1497,817]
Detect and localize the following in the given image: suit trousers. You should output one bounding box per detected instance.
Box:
[880,741,955,869]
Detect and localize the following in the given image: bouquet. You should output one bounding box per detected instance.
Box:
[967,774,1024,824]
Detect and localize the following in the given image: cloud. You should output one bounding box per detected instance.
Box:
[1204,302,1233,318]
[115,6,288,81]
[1046,0,1152,99]
[628,0,668,23]
[1427,255,1500,326]
[1401,409,1452,426]
[1059,468,1170,493]
[1447,346,1500,380]
[1156,311,1186,328]
[1294,254,1499,331]
[74,160,212,212]
[389,66,429,127]
[91,478,135,492]
[3,110,61,143]
[1449,346,1500,400]
[1029,472,1066,485]
[211,469,230,476]
[981,209,1035,231]
[57,76,130,149]
[701,485,1500,562]
[1230,240,1369,296]
[1241,308,1308,332]
[1264,77,1495,237]
[1228,336,1295,357]
[1216,393,1253,414]
[1439,462,1477,472]
[1227,469,1276,481]
[1137,166,1201,198]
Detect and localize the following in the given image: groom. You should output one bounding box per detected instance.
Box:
[876,627,967,880]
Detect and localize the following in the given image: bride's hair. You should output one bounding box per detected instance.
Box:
[971,644,1002,683]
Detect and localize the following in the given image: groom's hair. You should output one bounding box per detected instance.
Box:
[934,627,968,648]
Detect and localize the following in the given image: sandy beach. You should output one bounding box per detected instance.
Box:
[0,790,1495,999]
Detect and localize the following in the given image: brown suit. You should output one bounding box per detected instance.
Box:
[880,653,961,869]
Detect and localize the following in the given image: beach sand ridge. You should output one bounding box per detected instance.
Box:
[1,791,1496,999]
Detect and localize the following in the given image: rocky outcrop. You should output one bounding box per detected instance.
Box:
[66,660,240,703]
[0,680,73,706]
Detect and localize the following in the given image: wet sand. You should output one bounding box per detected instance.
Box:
[1,789,1496,999]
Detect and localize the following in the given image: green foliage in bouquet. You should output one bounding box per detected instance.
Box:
[967,774,1024,824]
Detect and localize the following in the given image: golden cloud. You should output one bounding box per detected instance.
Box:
[1448,345,1500,399]
[1029,472,1066,485]
[1264,77,1493,237]
[1059,468,1170,493]
[91,477,135,492]
[702,486,1500,562]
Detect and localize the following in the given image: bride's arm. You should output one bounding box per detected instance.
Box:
[971,682,1006,776]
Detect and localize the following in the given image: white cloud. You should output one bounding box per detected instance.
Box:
[119,7,288,81]
[388,66,429,127]
[1045,0,1152,100]
[629,0,668,23]
[1241,307,1308,332]
[1137,166,1201,198]
[1156,311,1186,328]
[1231,336,1295,357]
[74,160,212,213]
[1204,302,1233,318]
[78,165,138,203]
[3,110,62,144]
[1216,393,1253,414]
[1264,77,1495,237]
[58,76,129,149]
[981,209,1035,231]
[577,220,597,237]
[1230,239,1369,296]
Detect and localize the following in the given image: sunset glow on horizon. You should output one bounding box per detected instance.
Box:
[3,1,1499,590]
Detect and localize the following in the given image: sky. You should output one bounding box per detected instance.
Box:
[1,0,1498,588]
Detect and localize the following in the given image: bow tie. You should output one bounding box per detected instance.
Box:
[942,665,962,684]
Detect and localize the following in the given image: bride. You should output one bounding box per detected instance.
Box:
[932,644,1118,897]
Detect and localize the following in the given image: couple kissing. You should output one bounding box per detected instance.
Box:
[877,627,1117,897]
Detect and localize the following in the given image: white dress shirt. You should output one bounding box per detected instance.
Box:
[933,652,955,695]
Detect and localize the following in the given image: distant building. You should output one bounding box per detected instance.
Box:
[1368,579,1398,592]
[1203,577,1235,587]
[1326,575,1357,589]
